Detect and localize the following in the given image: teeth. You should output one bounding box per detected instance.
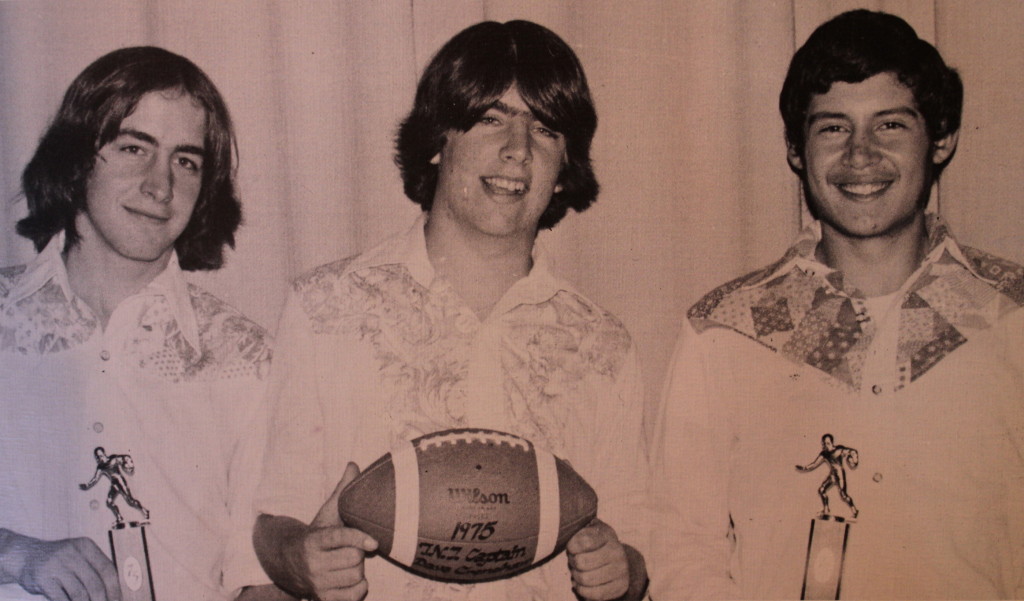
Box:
[484,177,527,194]
[840,182,888,196]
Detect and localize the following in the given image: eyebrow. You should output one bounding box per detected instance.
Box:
[807,106,922,126]
[489,100,533,119]
[118,128,206,157]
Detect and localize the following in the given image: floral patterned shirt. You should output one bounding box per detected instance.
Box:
[257,215,649,601]
[0,234,272,601]
[650,216,1024,599]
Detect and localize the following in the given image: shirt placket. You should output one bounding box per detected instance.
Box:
[81,295,161,522]
[78,321,135,530]
[461,309,510,431]
[857,295,902,397]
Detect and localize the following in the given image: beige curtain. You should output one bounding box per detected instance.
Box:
[2,1,1021,415]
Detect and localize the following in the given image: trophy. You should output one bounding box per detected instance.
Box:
[80,447,155,601]
[795,434,859,600]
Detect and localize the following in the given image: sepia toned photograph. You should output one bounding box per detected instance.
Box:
[1,1,1021,599]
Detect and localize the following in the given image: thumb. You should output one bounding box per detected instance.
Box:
[312,462,361,528]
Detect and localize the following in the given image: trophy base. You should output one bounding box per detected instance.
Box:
[801,515,850,600]
[109,522,156,601]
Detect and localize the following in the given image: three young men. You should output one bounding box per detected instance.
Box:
[5,9,1020,601]
[0,47,270,600]
[248,20,650,601]
[652,10,1023,599]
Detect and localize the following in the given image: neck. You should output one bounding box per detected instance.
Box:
[64,237,171,330]
[424,214,535,320]
[817,214,928,297]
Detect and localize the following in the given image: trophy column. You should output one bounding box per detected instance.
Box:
[801,515,849,600]
[109,522,156,601]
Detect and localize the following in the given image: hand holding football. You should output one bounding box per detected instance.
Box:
[337,428,598,583]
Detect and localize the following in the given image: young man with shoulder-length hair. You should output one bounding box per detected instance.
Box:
[652,10,1023,599]
[0,47,271,601]
[247,20,650,601]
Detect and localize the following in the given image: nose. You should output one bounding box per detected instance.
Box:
[140,157,173,202]
[501,121,532,164]
[843,129,881,169]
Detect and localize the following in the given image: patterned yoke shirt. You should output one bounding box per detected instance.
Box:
[650,216,1024,600]
[0,234,272,601]
[256,214,650,601]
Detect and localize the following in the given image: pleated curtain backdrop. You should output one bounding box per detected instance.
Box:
[2,0,1022,417]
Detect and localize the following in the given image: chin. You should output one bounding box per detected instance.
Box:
[826,211,923,240]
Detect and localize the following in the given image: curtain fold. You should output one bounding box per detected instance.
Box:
[2,0,1021,401]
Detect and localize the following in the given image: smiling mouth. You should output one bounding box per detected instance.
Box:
[836,181,892,198]
[125,207,171,222]
[482,176,529,196]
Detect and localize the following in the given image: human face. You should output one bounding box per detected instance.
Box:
[77,90,206,269]
[789,72,957,241]
[430,85,566,241]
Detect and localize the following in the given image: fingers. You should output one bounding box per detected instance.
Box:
[312,463,361,529]
[566,520,611,555]
[314,578,368,601]
[338,462,361,490]
[307,553,366,594]
[567,521,629,601]
[19,536,119,601]
[77,539,121,601]
[308,525,377,554]
[573,573,629,601]
[304,538,369,601]
[301,464,377,601]
[36,578,72,601]
[571,550,630,601]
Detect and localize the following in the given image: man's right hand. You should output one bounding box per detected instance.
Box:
[254,463,378,601]
[0,529,120,601]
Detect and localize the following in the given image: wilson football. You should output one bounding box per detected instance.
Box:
[337,428,598,582]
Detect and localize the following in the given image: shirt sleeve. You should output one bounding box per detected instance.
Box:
[255,290,332,525]
[579,340,652,565]
[220,368,273,593]
[648,320,740,600]
[1006,318,1024,599]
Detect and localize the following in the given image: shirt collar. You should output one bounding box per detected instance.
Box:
[139,251,201,351]
[11,231,74,305]
[346,213,565,307]
[11,231,201,350]
[742,213,987,292]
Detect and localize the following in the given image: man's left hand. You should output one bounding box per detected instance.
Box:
[566,519,630,600]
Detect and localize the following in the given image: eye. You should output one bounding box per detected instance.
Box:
[478,114,501,126]
[817,124,847,135]
[176,156,203,173]
[879,121,908,131]
[120,144,146,155]
[533,125,561,139]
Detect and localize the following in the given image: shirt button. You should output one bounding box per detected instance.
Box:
[92,422,104,433]
[89,500,100,510]
[873,473,883,483]
[871,384,882,395]
[100,350,111,361]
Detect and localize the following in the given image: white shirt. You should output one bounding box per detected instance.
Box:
[650,218,1024,599]
[0,235,272,600]
[257,215,650,600]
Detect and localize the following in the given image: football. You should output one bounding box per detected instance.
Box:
[337,428,598,583]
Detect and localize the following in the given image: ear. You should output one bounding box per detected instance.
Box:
[786,142,804,172]
[931,129,959,165]
[430,152,440,165]
[554,184,563,194]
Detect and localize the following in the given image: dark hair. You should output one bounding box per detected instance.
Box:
[395,20,598,230]
[780,10,962,163]
[19,46,241,271]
